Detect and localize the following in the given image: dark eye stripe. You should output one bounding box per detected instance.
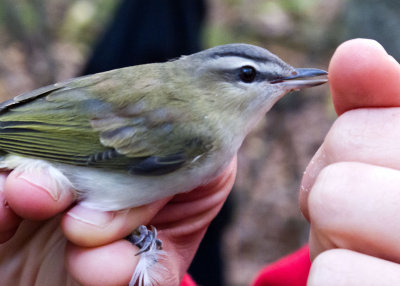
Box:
[237,69,281,83]
[216,68,282,83]
[259,72,281,82]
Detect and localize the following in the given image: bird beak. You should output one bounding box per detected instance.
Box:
[272,68,328,89]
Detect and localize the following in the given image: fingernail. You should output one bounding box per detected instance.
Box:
[18,173,61,201]
[300,147,327,193]
[67,205,115,227]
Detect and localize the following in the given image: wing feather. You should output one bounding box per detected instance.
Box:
[0,70,213,175]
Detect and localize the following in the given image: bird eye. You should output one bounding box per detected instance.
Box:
[239,66,257,83]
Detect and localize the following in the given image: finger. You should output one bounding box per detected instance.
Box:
[329,38,400,115]
[0,173,21,242]
[66,240,137,286]
[152,157,237,229]
[151,158,236,282]
[307,162,400,262]
[308,249,400,286]
[300,39,400,218]
[3,168,74,220]
[65,159,237,286]
[300,107,400,219]
[63,158,237,248]
[61,198,169,247]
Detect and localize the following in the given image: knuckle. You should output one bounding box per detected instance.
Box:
[308,162,353,228]
[323,110,365,162]
[324,108,400,164]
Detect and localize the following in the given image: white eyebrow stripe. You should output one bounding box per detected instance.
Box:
[205,56,281,75]
[207,56,262,70]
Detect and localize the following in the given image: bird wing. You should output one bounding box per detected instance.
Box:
[0,70,213,175]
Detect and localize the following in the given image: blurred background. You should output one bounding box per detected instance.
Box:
[0,0,398,285]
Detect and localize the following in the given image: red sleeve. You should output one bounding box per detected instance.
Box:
[180,274,197,286]
[181,245,310,286]
[251,245,311,286]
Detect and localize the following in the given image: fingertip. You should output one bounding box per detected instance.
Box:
[62,199,168,247]
[66,240,138,286]
[62,205,120,246]
[4,169,74,220]
[329,38,400,115]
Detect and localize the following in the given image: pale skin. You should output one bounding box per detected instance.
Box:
[0,153,237,284]
[301,39,400,285]
[1,38,400,285]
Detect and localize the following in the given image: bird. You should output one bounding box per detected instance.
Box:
[0,43,327,286]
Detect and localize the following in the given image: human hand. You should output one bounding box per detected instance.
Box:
[299,39,400,285]
[0,158,236,285]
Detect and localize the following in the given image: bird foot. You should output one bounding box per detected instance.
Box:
[127,225,166,286]
[127,225,163,255]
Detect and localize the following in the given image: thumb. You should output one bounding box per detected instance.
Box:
[329,38,400,115]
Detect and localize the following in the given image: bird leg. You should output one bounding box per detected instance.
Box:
[126,225,166,286]
[127,225,163,255]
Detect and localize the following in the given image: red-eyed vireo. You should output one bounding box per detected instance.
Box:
[0,44,327,286]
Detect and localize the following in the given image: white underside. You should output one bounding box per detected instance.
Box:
[0,151,233,211]
[0,143,236,286]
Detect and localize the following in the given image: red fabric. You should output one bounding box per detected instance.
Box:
[181,245,311,286]
[251,245,311,286]
[180,274,197,286]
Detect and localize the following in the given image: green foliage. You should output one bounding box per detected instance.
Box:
[0,0,118,52]
[60,0,119,46]
[279,0,316,14]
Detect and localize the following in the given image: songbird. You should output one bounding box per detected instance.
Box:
[0,43,327,286]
